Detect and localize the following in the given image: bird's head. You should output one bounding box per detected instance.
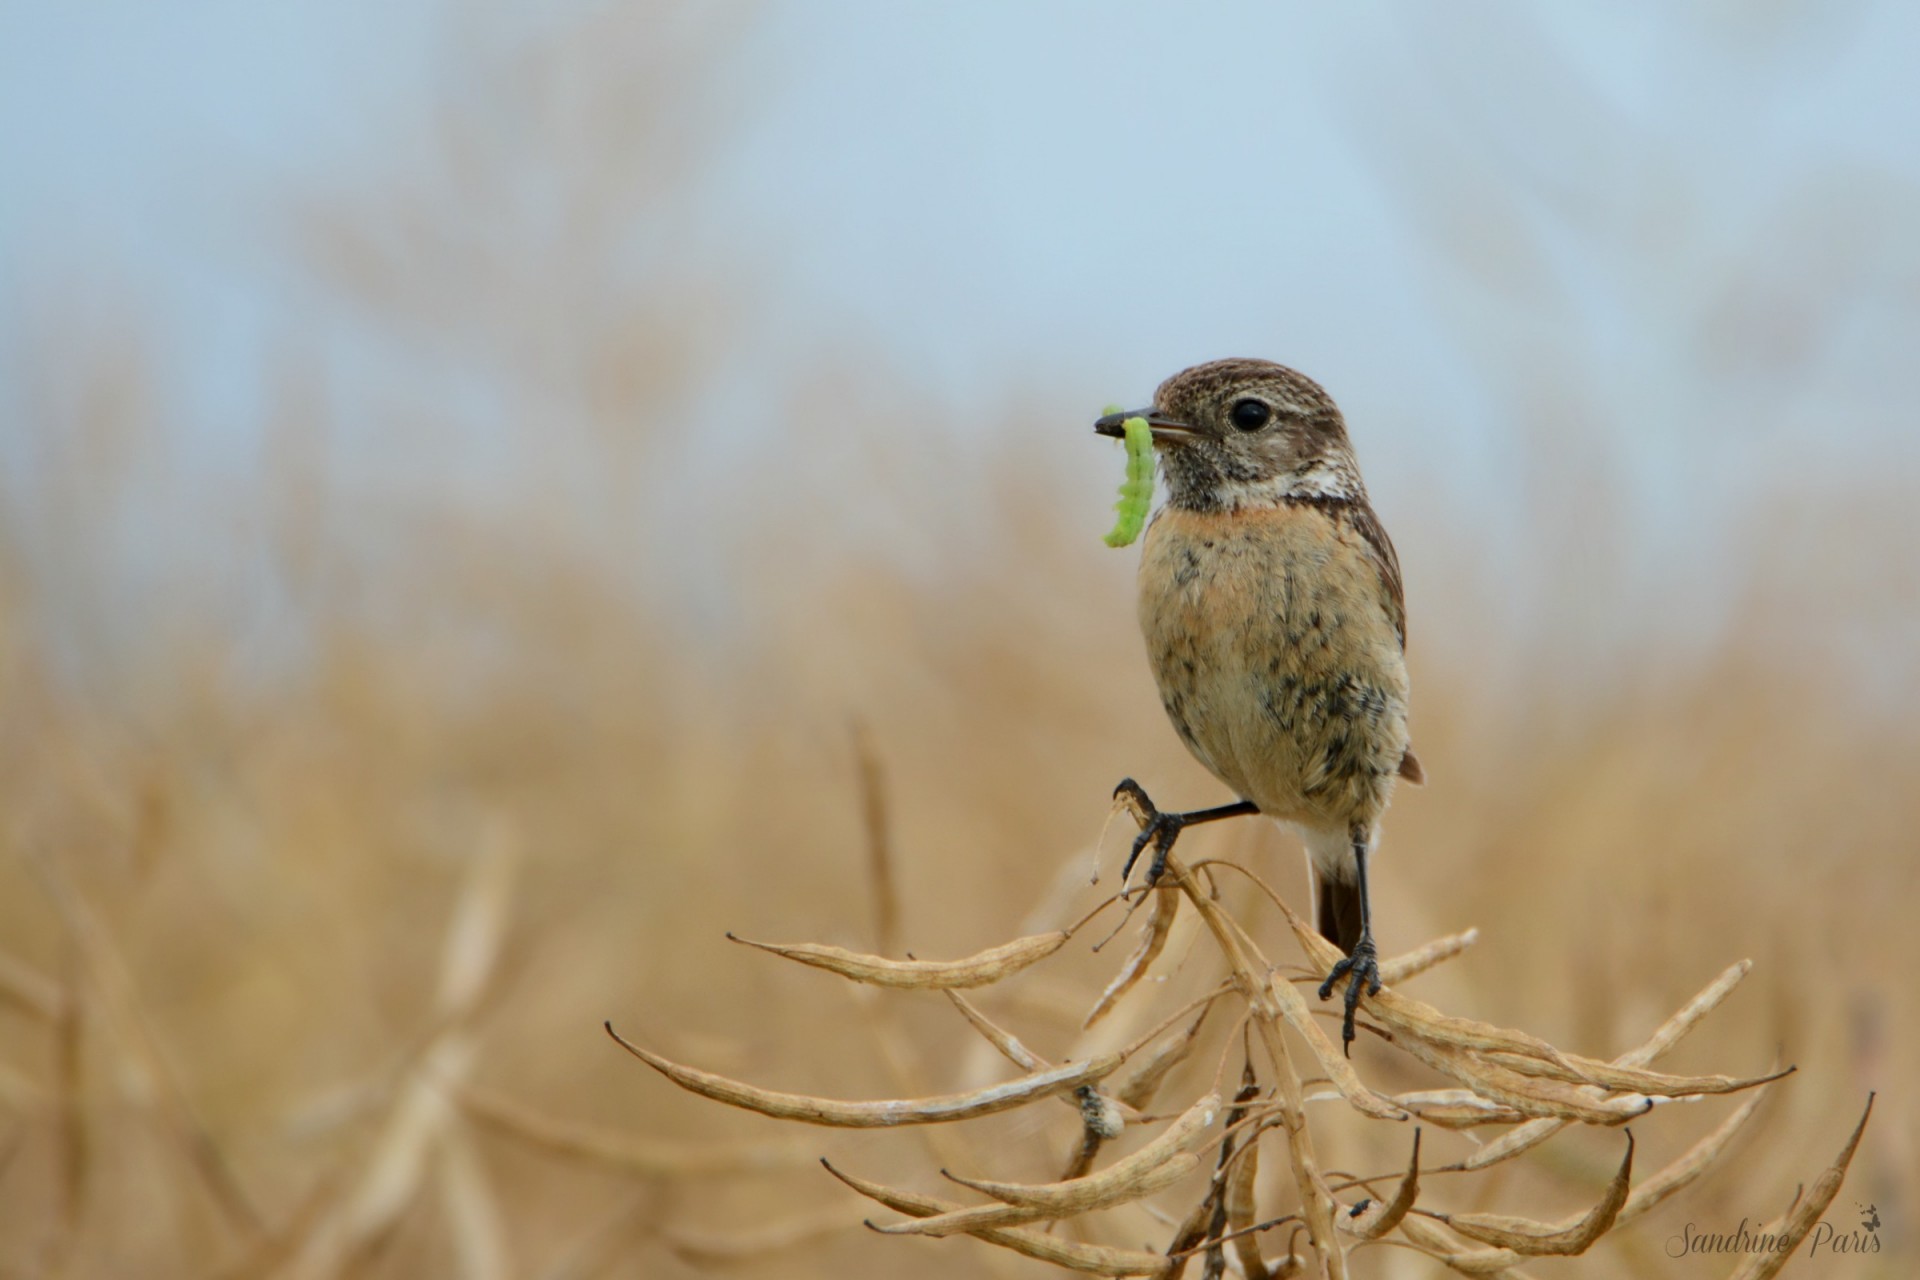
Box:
[1094,358,1363,512]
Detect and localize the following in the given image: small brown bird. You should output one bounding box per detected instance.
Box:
[1096,358,1422,1049]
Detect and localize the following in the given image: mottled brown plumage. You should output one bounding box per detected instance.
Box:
[1095,357,1421,1048]
[1138,501,1413,837]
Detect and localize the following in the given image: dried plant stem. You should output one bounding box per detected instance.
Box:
[607,766,1853,1279]
[32,860,262,1239]
[1157,852,1347,1280]
[851,719,901,957]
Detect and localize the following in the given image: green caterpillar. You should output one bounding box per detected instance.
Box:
[1103,414,1155,548]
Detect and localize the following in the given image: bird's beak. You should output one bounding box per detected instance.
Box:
[1093,408,1202,444]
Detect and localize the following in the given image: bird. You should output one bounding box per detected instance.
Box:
[1095,358,1422,1050]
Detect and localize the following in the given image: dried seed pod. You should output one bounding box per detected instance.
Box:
[823,1160,1174,1277]
[1376,928,1479,985]
[1616,1088,1768,1228]
[944,988,1048,1072]
[877,1151,1204,1237]
[1626,959,1751,1064]
[1725,1094,1873,1280]
[1273,881,1579,1066]
[1386,1090,1530,1128]
[1483,1047,1790,1098]
[1401,1037,1652,1125]
[1221,1114,1265,1278]
[605,1022,1121,1127]
[943,1092,1223,1213]
[1264,973,1408,1121]
[726,929,1068,989]
[1341,1129,1419,1241]
[1447,960,1759,1169]
[870,1093,1229,1238]
[1085,885,1178,1027]
[1393,1216,1523,1276]
[1115,998,1216,1112]
[1433,1132,1633,1256]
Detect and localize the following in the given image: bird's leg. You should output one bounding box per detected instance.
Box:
[1112,778,1258,887]
[1317,830,1382,1054]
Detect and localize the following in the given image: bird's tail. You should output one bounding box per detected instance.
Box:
[1314,868,1365,955]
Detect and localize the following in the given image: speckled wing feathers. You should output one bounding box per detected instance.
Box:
[1338,500,1423,784]
[1296,496,1405,651]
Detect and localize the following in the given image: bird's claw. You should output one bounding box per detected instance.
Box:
[1113,778,1181,887]
[1124,812,1184,888]
[1318,934,1381,1054]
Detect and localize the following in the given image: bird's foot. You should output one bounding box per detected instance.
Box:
[1317,932,1382,1055]
[1112,778,1183,888]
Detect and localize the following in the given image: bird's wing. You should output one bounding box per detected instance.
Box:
[1339,499,1405,650]
[1336,499,1424,784]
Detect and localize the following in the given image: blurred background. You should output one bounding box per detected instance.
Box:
[1,3,1915,1276]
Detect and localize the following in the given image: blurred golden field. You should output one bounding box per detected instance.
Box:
[2,7,1916,1277]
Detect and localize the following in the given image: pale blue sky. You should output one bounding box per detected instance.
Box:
[4,4,1912,442]
[3,2,1917,676]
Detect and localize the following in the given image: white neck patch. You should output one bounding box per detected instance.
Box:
[1211,459,1363,510]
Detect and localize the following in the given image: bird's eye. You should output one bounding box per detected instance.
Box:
[1229,399,1271,431]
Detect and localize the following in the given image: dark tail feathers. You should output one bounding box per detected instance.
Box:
[1315,869,1364,954]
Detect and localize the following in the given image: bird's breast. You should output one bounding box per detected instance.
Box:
[1136,502,1410,826]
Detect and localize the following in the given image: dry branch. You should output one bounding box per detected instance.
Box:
[606,780,1850,1278]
